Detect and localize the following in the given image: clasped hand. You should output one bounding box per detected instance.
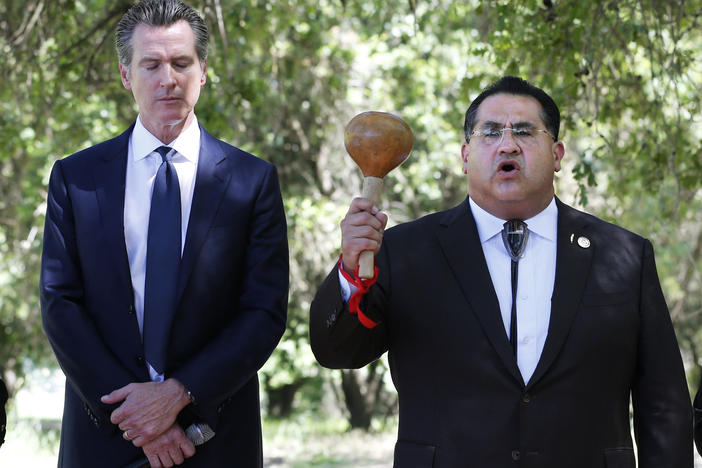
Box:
[101,378,194,467]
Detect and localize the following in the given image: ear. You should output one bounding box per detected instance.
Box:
[119,63,132,90]
[461,142,470,174]
[200,60,207,86]
[552,140,565,172]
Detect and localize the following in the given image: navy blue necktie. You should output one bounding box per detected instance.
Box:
[502,219,529,359]
[143,146,181,374]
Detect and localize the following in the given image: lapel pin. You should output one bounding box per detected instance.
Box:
[577,236,591,249]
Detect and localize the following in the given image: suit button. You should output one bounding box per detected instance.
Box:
[512,450,520,461]
[522,393,531,403]
[135,355,144,365]
[326,310,338,328]
[128,304,135,314]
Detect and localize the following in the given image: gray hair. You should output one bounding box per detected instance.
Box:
[115,0,209,69]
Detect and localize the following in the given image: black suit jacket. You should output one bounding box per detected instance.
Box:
[310,197,692,468]
[694,375,702,455]
[0,376,6,448]
[40,125,289,467]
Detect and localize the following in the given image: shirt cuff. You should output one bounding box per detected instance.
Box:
[336,255,380,329]
[338,262,359,301]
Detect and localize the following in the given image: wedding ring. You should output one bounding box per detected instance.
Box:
[123,430,132,440]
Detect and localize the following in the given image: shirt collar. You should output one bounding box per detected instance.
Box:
[132,114,201,164]
[469,197,558,243]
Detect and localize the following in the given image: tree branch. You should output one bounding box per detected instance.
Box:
[58,1,132,62]
[9,0,44,46]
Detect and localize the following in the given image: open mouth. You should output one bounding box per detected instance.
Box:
[498,160,520,175]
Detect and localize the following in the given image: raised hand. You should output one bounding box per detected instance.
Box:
[340,197,388,275]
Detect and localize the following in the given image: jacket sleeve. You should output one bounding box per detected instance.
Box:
[694,375,702,456]
[40,160,138,428]
[632,239,693,467]
[309,251,391,370]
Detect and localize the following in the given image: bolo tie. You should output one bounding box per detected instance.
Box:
[501,219,529,359]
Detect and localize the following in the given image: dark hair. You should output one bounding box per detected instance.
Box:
[115,0,209,70]
[463,76,560,142]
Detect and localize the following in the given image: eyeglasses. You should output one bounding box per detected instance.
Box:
[469,127,556,147]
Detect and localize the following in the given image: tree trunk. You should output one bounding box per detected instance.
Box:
[338,360,396,430]
[263,377,302,419]
[340,369,373,429]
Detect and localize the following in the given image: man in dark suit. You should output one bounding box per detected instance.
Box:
[0,376,7,449]
[694,378,702,455]
[40,1,288,466]
[310,76,692,467]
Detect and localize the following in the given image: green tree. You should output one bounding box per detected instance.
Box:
[1,0,700,432]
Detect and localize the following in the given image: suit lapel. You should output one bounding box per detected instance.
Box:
[436,199,524,386]
[92,126,133,293]
[176,127,231,301]
[527,198,593,388]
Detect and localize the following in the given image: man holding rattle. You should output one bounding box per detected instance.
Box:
[310,76,692,467]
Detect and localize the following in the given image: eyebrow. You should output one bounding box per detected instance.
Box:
[138,55,195,65]
[479,120,538,129]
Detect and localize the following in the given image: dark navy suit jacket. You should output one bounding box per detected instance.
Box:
[310,197,692,468]
[0,376,6,448]
[694,376,702,455]
[40,124,288,467]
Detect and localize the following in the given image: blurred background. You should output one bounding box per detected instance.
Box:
[0,0,701,465]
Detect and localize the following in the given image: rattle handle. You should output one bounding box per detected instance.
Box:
[359,176,383,279]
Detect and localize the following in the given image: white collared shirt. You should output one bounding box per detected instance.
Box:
[470,197,557,383]
[124,115,200,380]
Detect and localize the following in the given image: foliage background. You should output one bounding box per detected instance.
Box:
[0,0,701,457]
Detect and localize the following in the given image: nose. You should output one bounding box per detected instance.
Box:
[498,129,520,153]
[159,65,176,88]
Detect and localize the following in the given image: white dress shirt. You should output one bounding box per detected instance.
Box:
[469,197,557,383]
[124,115,200,380]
